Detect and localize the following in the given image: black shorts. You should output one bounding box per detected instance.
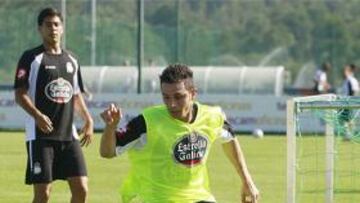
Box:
[25,139,87,185]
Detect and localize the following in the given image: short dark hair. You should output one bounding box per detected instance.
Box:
[38,7,63,26]
[349,64,357,72]
[159,64,194,89]
[322,62,331,71]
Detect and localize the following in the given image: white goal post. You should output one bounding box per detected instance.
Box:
[286,94,360,203]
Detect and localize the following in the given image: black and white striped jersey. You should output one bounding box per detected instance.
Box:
[14,45,84,141]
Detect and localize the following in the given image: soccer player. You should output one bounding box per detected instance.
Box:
[313,62,332,94]
[339,64,359,140]
[14,7,93,203]
[100,64,259,203]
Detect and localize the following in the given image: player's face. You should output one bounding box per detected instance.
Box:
[38,15,63,46]
[161,81,196,122]
[344,66,351,78]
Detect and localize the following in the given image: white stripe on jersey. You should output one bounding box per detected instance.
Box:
[25,53,43,141]
[67,54,81,95]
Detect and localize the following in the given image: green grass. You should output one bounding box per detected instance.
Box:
[1,132,359,203]
[0,132,286,203]
[296,136,360,203]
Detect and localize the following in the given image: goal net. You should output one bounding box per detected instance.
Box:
[287,94,360,203]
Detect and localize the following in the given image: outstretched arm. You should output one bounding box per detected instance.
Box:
[100,103,122,158]
[222,139,259,203]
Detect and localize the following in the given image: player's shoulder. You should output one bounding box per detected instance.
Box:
[21,45,45,59]
[197,102,223,113]
[143,105,166,115]
[62,49,79,61]
[197,102,225,121]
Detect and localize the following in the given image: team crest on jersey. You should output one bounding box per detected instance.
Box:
[44,77,73,103]
[173,131,208,167]
[66,62,74,73]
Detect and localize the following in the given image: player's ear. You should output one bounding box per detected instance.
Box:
[190,87,198,99]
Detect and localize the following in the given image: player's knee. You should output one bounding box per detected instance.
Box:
[70,178,89,200]
[76,184,89,199]
[33,187,51,203]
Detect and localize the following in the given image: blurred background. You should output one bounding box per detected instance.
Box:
[1,0,360,92]
[2,1,360,203]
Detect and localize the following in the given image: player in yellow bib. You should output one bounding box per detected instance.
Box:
[100,64,259,203]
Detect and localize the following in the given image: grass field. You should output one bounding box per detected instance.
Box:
[1,132,359,203]
[0,132,286,203]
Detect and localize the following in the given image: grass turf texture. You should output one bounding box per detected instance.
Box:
[3,132,359,202]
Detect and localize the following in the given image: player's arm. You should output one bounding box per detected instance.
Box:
[73,64,93,146]
[100,104,146,158]
[221,121,259,203]
[74,93,94,146]
[14,52,53,134]
[15,87,54,134]
[100,103,122,158]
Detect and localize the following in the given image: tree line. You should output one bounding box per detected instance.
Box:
[1,0,359,85]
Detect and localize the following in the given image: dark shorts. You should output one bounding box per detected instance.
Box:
[25,139,87,185]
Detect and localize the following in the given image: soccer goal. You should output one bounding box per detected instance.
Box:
[287,94,360,203]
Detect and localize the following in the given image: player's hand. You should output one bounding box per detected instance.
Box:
[100,103,122,128]
[35,113,54,134]
[79,119,94,147]
[241,182,260,203]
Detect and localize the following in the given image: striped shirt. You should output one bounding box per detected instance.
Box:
[14,45,84,141]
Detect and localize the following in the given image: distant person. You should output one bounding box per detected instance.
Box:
[14,7,93,203]
[339,64,359,140]
[313,62,332,94]
[99,64,259,203]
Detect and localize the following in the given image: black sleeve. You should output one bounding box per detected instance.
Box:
[14,51,32,89]
[223,119,235,138]
[115,115,147,147]
[77,65,85,93]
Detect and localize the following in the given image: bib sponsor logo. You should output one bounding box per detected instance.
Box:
[45,77,73,103]
[173,132,208,167]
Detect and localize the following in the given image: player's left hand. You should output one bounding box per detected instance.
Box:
[79,119,94,147]
[241,181,259,203]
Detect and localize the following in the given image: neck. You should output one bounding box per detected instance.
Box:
[180,103,195,123]
[43,42,61,54]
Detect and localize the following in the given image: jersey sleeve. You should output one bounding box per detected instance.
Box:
[218,110,235,143]
[14,51,32,89]
[72,62,82,95]
[67,51,83,95]
[114,115,147,155]
[77,66,85,93]
[220,120,236,143]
